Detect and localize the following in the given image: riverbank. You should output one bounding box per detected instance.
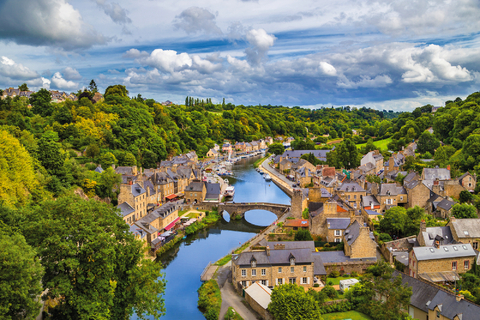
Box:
[258,156,293,196]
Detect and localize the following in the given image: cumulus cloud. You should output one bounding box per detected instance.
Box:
[62,67,82,80]
[319,62,337,76]
[245,29,276,65]
[123,48,149,59]
[0,0,107,51]
[0,56,39,80]
[337,75,393,89]
[51,72,79,90]
[173,7,223,35]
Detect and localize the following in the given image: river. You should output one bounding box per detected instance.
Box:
[134,155,291,320]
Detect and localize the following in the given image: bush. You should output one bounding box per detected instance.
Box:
[319,301,353,314]
[313,283,320,287]
[351,271,359,277]
[322,285,337,299]
[198,280,221,320]
[329,270,340,278]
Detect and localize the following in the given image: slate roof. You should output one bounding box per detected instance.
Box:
[313,254,327,275]
[266,241,315,251]
[131,183,146,197]
[117,202,135,217]
[185,181,205,192]
[320,176,335,187]
[320,188,332,198]
[378,183,407,195]
[115,166,136,175]
[337,181,365,192]
[273,155,281,163]
[365,209,382,215]
[345,220,361,246]
[233,248,314,266]
[413,243,475,261]
[419,226,454,247]
[423,168,451,181]
[281,149,331,161]
[314,251,376,264]
[392,271,441,313]
[327,218,351,230]
[428,289,480,319]
[449,219,480,238]
[437,198,454,211]
[143,180,156,195]
[404,179,420,189]
[205,183,221,199]
[94,165,104,173]
[362,195,380,208]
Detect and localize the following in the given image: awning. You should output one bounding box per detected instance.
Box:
[419,271,460,283]
[176,192,184,197]
[164,217,180,231]
[165,194,177,200]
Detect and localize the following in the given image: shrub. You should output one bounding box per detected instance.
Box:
[350,271,359,277]
[329,270,340,278]
[319,301,353,314]
[322,285,337,299]
[327,281,333,286]
[198,280,222,320]
[313,283,320,287]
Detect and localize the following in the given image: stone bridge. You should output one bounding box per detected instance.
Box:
[218,202,290,219]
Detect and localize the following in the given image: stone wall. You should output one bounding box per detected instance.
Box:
[245,293,273,320]
[323,260,377,275]
[291,189,304,219]
[407,183,430,209]
[380,236,416,263]
[347,227,377,259]
[414,256,475,275]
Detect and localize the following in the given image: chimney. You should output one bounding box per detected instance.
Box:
[447,165,451,171]
[435,240,440,249]
[456,294,464,302]
[266,246,270,256]
[420,220,426,233]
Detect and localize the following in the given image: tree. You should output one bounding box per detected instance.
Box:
[37,131,65,175]
[268,284,323,320]
[22,196,166,319]
[460,190,474,203]
[417,131,440,154]
[30,88,53,117]
[366,174,381,184]
[335,138,360,169]
[89,79,98,93]
[452,203,478,219]
[268,142,284,155]
[99,152,117,169]
[364,138,376,153]
[96,167,121,199]
[0,130,40,207]
[0,222,44,319]
[294,229,313,241]
[379,206,408,238]
[300,153,321,166]
[18,83,29,91]
[346,261,412,320]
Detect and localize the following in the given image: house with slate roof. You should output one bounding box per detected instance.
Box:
[337,181,366,210]
[343,220,377,259]
[408,243,475,282]
[371,182,408,212]
[118,182,147,225]
[360,150,384,174]
[447,218,480,250]
[393,270,480,320]
[231,241,324,292]
[384,152,406,175]
[184,180,206,204]
[204,182,221,202]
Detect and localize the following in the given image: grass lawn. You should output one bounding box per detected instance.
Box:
[326,276,359,285]
[322,311,372,320]
[356,137,392,151]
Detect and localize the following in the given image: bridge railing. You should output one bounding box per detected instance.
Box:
[219,202,290,208]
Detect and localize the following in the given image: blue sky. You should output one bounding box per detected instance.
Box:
[0,0,479,110]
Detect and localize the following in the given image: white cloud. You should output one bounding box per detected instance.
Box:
[94,0,131,25]
[51,72,79,90]
[173,7,222,35]
[319,62,337,76]
[0,0,106,50]
[0,56,39,79]
[62,67,82,80]
[245,29,276,65]
[143,49,193,73]
[123,48,149,59]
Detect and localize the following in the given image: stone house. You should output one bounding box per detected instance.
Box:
[235,142,246,151]
[394,270,480,320]
[206,148,219,158]
[336,181,366,210]
[245,142,253,152]
[371,183,408,212]
[251,141,259,151]
[294,167,314,187]
[151,172,175,202]
[343,220,377,259]
[138,202,180,234]
[258,139,267,149]
[360,150,384,174]
[231,241,324,292]
[118,202,135,225]
[244,282,272,320]
[384,152,405,175]
[447,218,480,249]
[405,179,431,209]
[279,159,293,173]
[458,172,476,191]
[265,137,274,145]
[280,149,331,163]
[291,159,316,173]
[184,180,206,204]
[408,243,476,282]
[426,194,455,218]
[361,195,381,213]
[118,182,147,224]
[222,143,232,153]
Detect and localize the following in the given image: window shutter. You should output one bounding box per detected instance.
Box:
[307,277,310,284]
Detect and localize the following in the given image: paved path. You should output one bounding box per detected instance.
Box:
[260,156,295,190]
[220,278,259,320]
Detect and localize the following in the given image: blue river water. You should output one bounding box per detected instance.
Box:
[133,156,290,320]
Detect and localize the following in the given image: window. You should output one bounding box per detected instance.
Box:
[400,196,403,201]
[452,261,457,271]
[335,230,341,236]
[241,281,246,287]
[302,277,308,284]
[251,261,256,268]
[277,278,283,285]
[290,258,295,266]
[261,280,267,285]
[412,260,415,267]
[289,278,296,284]
[474,242,479,250]
[354,195,357,200]
[347,195,350,200]
[465,260,470,269]
[353,203,357,208]
[335,238,341,243]
[387,199,392,205]
[252,269,256,276]
[261,269,266,276]
[241,270,246,277]
[303,266,307,272]
[278,267,282,273]
[291,267,294,273]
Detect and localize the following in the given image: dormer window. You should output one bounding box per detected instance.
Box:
[290,258,295,266]
[250,256,257,268]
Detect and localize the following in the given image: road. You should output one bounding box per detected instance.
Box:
[219,269,259,320]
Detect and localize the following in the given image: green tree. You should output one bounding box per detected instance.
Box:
[30,88,53,117]
[96,167,121,199]
[335,138,360,169]
[364,138,376,153]
[0,222,44,319]
[37,131,66,175]
[99,152,117,169]
[346,261,412,320]
[379,206,408,237]
[89,79,98,93]
[366,174,381,184]
[268,284,323,320]
[268,143,284,155]
[18,83,29,91]
[22,196,166,319]
[460,190,474,203]
[417,131,440,154]
[452,203,477,219]
[294,229,313,241]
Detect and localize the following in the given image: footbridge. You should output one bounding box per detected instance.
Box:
[218,202,290,219]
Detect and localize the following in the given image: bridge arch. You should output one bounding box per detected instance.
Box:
[218,202,290,219]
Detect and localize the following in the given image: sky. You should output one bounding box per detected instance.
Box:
[0,0,479,110]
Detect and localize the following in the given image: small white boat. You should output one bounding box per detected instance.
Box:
[264,174,271,181]
[225,186,235,198]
